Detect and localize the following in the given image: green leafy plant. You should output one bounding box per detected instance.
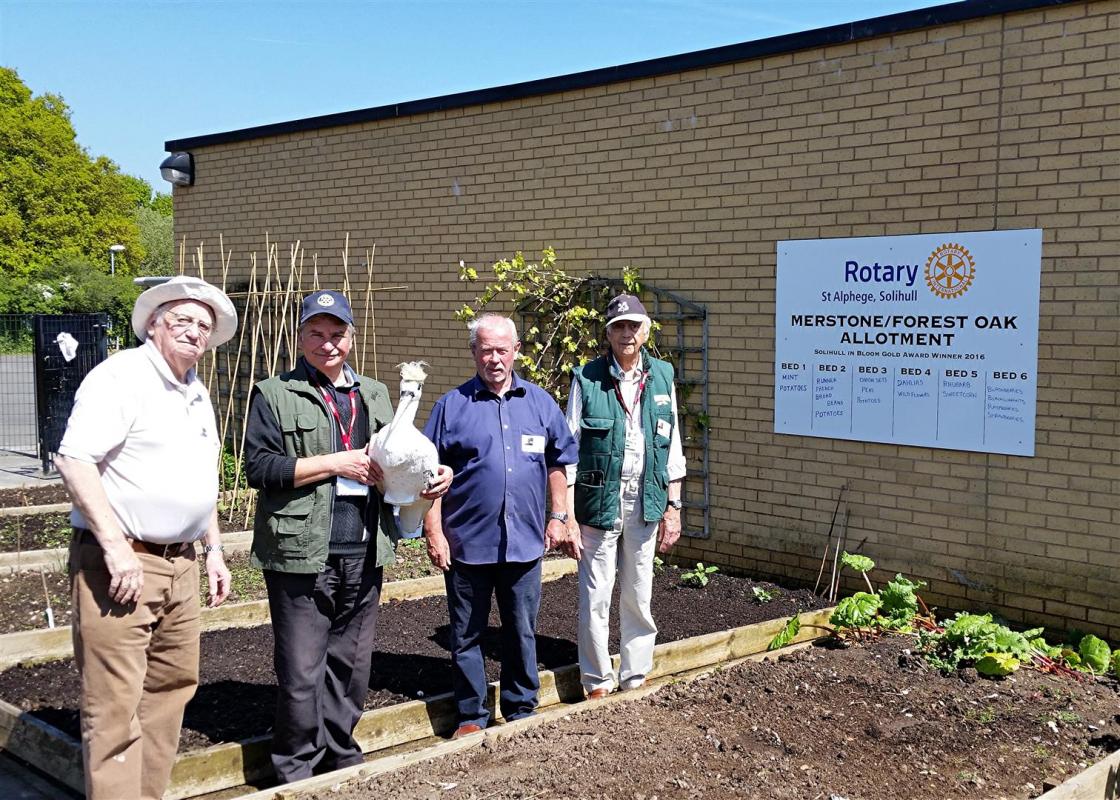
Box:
[918,613,1037,675]
[976,653,1020,677]
[878,574,925,631]
[1078,634,1111,675]
[767,615,801,651]
[840,551,876,593]
[752,586,777,604]
[679,562,718,588]
[454,249,709,441]
[830,592,882,631]
[653,556,665,576]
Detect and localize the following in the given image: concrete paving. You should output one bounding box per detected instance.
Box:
[0,451,58,490]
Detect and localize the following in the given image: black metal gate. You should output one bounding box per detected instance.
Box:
[32,314,110,472]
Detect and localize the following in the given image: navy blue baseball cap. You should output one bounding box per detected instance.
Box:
[300,290,354,325]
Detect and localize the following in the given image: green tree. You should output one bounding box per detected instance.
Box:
[0,66,144,311]
[135,205,174,275]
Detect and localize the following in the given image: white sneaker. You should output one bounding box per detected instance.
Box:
[620,677,646,691]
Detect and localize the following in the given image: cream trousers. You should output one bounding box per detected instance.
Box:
[577,474,659,693]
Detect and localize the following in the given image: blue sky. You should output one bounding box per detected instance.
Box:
[1,0,934,191]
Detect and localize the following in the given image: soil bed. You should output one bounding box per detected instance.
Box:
[0,485,69,508]
[0,568,820,751]
[0,541,449,633]
[309,636,1120,800]
[0,511,252,553]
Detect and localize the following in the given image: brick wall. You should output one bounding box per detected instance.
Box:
[173,0,1120,637]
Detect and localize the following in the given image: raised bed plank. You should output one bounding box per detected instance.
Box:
[0,606,832,800]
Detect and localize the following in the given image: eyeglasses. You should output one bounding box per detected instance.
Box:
[164,312,214,338]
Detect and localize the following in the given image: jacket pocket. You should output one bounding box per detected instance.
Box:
[579,416,614,455]
[281,412,321,458]
[266,491,314,554]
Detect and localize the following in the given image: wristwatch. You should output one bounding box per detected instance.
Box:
[548,511,569,523]
[666,499,683,510]
[202,544,224,555]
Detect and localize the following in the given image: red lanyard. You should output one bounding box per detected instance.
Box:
[613,370,647,422]
[314,383,359,450]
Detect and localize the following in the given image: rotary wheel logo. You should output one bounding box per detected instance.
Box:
[925,243,975,299]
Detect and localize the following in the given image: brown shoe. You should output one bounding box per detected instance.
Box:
[587,688,610,700]
[451,723,484,739]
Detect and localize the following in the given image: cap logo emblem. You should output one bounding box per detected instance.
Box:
[317,294,335,307]
[615,301,629,313]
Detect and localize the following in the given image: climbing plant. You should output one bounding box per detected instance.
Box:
[455,247,644,402]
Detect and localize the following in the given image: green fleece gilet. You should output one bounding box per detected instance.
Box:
[251,363,396,574]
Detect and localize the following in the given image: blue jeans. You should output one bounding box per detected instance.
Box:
[444,558,542,727]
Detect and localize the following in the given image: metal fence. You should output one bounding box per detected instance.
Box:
[33,314,110,472]
[0,314,36,456]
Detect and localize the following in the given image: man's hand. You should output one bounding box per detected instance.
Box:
[657,507,682,554]
[332,450,374,483]
[420,465,454,500]
[103,541,144,605]
[544,518,564,551]
[206,551,232,607]
[560,520,584,561]
[425,528,452,572]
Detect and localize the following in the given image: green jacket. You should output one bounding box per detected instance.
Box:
[250,361,397,573]
[572,350,675,529]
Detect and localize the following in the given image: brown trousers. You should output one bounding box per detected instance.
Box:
[70,537,201,800]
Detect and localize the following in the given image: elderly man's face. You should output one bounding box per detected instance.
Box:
[299,314,352,377]
[606,319,648,363]
[472,323,520,393]
[147,299,215,379]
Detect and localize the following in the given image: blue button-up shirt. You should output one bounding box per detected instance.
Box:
[423,374,577,565]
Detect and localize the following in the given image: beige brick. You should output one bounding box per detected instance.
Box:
[172,0,1120,637]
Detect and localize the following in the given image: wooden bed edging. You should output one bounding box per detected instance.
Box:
[1040,748,1120,799]
[0,605,834,799]
[0,531,254,576]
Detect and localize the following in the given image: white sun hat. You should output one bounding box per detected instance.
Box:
[131,275,238,350]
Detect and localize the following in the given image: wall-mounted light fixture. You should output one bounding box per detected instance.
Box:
[160,151,194,186]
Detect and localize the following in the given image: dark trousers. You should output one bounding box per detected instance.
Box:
[444,558,542,728]
[264,556,383,784]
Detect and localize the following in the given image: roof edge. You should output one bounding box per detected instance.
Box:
[165,0,1080,151]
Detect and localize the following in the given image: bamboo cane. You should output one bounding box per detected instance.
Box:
[366,245,378,380]
[341,233,351,299]
[268,241,298,376]
[829,508,850,604]
[236,249,272,527]
[221,253,255,500]
[813,484,848,596]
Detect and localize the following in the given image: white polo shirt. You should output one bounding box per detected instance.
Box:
[58,339,219,544]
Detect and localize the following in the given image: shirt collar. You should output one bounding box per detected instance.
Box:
[609,352,646,382]
[143,338,200,395]
[471,372,527,399]
[301,357,358,391]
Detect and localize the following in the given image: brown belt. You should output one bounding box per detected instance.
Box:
[75,528,191,559]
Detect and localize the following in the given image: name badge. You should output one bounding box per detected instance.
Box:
[336,477,369,497]
[656,419,672,438]
[653,393,672,406]
[521,434,545,454]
